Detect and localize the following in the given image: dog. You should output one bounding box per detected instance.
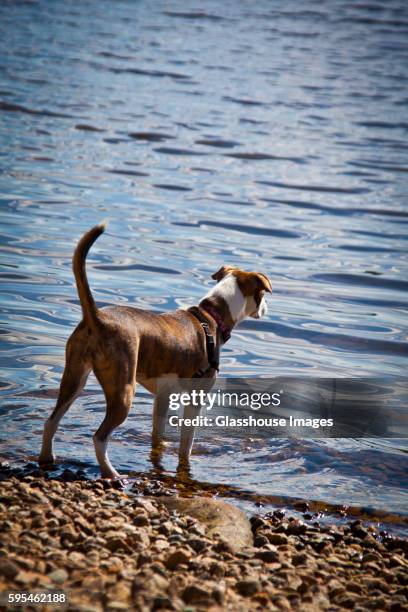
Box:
[39,223,272,478]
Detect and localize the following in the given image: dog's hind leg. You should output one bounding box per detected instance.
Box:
[93,362,136,479]
[39,337,91,466]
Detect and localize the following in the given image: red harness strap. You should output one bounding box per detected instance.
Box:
[200,304,231,343]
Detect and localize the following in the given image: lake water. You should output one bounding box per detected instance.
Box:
[0,0,407,523]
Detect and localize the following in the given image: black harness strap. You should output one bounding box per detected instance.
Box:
[188,307,219,378]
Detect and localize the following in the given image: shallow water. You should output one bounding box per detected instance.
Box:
[0,0,407,520]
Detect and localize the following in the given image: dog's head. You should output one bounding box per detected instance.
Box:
[210,265,272,323]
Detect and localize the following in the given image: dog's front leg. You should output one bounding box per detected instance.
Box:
[152,394,169,444]
[150,393,170,470]
[178,401,201,467]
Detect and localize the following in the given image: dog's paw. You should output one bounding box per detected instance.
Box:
[99,476,128,490]
[38,454,55,468]
[116,478,129,489]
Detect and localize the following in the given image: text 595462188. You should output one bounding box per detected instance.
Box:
[0,591,68,607]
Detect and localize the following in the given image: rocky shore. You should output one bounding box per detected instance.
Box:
[0,469,407,611]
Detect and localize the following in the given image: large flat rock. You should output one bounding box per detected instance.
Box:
[153,496,253,551]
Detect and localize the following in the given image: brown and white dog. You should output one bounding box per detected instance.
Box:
[39,223,272,478]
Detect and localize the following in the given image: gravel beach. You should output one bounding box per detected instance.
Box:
[0,470,407,611]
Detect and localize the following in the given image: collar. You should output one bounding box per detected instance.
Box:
[200,304,232,343]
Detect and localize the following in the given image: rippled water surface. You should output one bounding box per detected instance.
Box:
[1,0,407,519]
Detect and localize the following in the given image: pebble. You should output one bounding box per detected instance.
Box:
[165,548,192,570]
[182,584,212,604]
[268,533,289,545]
[48,568,69,583]
[236,578,261,596]
[256,549,279,563]
[0,558,19,579]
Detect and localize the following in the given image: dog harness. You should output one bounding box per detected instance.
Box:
[188,306,227,378]
[201,304,231,343]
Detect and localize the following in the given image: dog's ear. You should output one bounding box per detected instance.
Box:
[251,272,272,293]
[211,265,237,282]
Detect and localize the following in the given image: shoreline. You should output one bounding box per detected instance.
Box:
[129,469,408,535]
[0,465,407,610]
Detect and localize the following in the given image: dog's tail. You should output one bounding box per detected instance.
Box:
[72,221,108,326]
